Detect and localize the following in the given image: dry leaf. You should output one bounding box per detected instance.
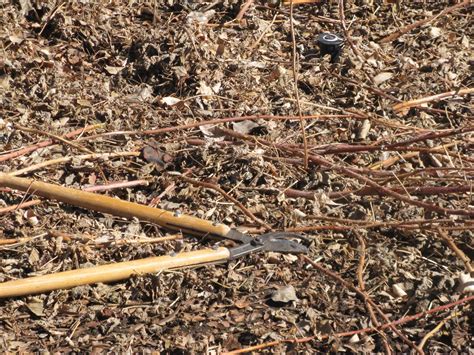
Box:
[232,120,260,135]
[161,96,182,106]
[373,72,393,85]
[105,66,124,75]
[26,299,44,317]
[271,285,298,303]
[429,27,442,39]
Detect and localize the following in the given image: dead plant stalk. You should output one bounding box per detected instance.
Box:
[380,0,472,43]
[355,232,392,353]
[176,175,272,231]
[290,0,309,169]
[13,123,94,154]
[393,88,474,113]
[0,124,102,163]
[219,128,474,217]
[223,295,474,354]
[436,227,473,273]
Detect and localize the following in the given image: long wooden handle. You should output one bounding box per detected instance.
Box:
[0,247,231,298]
[0,174,231,238]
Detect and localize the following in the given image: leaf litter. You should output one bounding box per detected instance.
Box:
[0,1,473,353]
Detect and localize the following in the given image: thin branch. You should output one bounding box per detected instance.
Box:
[301,255,422,354]
[0,124,102,162]
[8,151,140,177]
[0,199,42,215]
[436,227,473,274]
[88,114,355,138]
[384,125,473,149]
[0,232,181,247]
[289,0,309,169]
[222,295,474,354]
[338,0,363,61]
[176,175,272,231]
[380,0,472,44]
[13,123,94,154]
[285,184,474,200]
[81,179,149,193]
[149,168,194,207]
[219,128,474,217]
[285,220,473,233]
[235,0,254,22]
[282,0,321,4]
[318,139,465,155]
[393,88,474,113]
[417,311,460,350]
[355,232,392,354]
[378,167,474,186]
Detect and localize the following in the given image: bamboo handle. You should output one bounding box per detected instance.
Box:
[0,174,231,238]
[0,247,231,298]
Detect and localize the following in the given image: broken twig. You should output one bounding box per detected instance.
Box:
[0,124,102,163]
[223,295,474,354]
[393,88,474,113]
[380,0,471,44]
[289,0,309,169]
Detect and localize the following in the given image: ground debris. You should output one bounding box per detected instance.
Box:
[1,1,472,353]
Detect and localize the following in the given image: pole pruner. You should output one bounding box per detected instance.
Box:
[0,174,307,298]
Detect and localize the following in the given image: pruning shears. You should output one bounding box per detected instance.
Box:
[0,174,307,298]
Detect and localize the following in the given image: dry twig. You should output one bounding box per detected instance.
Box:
[0,124,102,163]
[220,128,474,217]
[235,0,254,22]
[301,255,421,354]
[289,0,309,169]
[13,123,94,154]
[177,175,272,231]
[8,151,140,177]
[380,0,472,43]
[89,114,355,138]
[0,199,42,215]
[286,184,474,200]
[436,227,473,274]
[222,295,474,354]
[338,0,363,61]
[393,88,474,113]
[283,0,321,4]
[355,232,392,353]
[417,311,461,351]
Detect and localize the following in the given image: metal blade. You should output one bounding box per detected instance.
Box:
[223,229,253,244]
[260,232,308,254]
[227,231,308,259]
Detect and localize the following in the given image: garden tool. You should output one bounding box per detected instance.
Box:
[0,173,307,298]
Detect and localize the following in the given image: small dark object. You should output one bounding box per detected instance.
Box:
[317,33,344,63]
[141,140,174,169]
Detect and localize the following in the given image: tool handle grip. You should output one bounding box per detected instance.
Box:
[0,247,230,298]
[0,174,231,238]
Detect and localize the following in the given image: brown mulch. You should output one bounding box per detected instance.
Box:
[0,1,473,353]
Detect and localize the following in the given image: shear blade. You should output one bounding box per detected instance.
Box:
[260,233,308,254]
[227,231,308,259]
